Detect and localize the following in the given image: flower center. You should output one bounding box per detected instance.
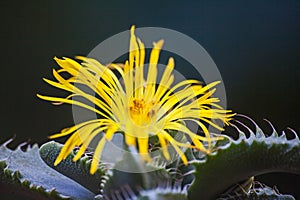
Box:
[129,98,156,126]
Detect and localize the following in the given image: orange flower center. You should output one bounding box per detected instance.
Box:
[129,98,157,126]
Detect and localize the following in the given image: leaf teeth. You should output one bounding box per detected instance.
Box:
[234,119,255,135]
[217,182,296,200]
[238,131,247,140]
[279,131,287,140]
[2,138,14,147]
[21,179,31,187]
[149,156,168,169]
[0,160,7,169]
[263,118,279,138]
[100,157,175,199]
[230,122,247,141]
[287,127,299,141]
[230,116,299,144]
[270,130,279,138]
[99,174,111,193]
[1,139,95,199]
[236,114,259,127]
[1,168,69,200]
[253,127,264,139]
[190,116,300,199]
[17,141,29,151]
[12,170,22,180]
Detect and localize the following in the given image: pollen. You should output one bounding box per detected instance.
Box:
[129,98,157,126]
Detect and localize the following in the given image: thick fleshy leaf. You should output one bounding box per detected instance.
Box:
[188,119,300,200]
[0,140,95,200]
[100,147,179,199]
[39,141,107,193]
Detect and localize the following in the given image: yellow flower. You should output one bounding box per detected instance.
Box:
[38,26,234,174]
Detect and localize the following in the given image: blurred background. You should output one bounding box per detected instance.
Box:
[0,0,299,198]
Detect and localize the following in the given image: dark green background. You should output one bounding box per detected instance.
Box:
[0,0,299,198]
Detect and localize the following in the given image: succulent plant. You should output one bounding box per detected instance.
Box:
[1,26,298,200]
[0,116,299,200]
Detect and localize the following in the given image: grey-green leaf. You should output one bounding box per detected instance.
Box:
[188,122,300,200]
[39,141,106,194]
[0,140,95,200]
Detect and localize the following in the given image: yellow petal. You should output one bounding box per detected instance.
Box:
[105,124,119,140]
[161,130,188,165]
[125,133,136,147]
[54,132,81,166]
[155,57,175,101]
[137,137,151,162]
[37,94,111,119]
[90,137,106,174]
[157,132,170,160]
[144,40,164,101]
[73,126,109,161]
